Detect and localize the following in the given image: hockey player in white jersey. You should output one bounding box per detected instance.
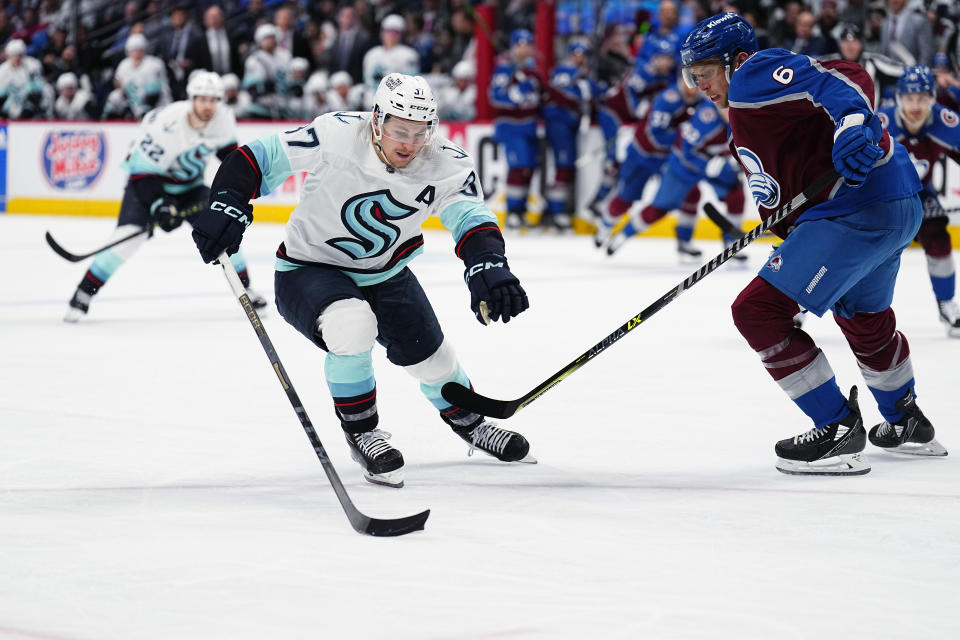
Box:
[361,15,420,109]
[102,33,171,121]
[65,71,267,322]
[191,73,534,488]
[242,24,292,120]
[0,39,50,119]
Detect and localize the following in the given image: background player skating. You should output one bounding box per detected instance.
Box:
[681,13,947,475]
[190,73,534,488]
[878,65,960,336]
[64,71,266,322]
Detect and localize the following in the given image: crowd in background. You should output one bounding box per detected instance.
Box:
[0,0,960,122]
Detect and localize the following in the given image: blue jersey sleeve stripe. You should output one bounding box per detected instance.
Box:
[247,136,294,197]
[439,200,498,242]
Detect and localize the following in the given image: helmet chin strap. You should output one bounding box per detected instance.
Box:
[371,111,398,173]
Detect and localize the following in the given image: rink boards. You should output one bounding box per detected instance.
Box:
[1,119,958,244]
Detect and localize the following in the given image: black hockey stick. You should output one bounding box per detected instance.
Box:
[45,203,204,262]
[703,201,746,237]
[442,170,841,418]
[219,253,430,537]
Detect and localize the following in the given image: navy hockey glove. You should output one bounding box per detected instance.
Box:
[150,197,182,233]
[464,254,529,325]
[832,113,884,185]
[192,189,252,263]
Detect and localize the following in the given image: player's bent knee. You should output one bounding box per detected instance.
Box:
[317,298,378,355]
[403,339,458,384]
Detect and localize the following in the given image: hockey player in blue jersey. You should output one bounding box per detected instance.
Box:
[878,65,960,336]
[588,34,678,217]
[593,78,703,251]
[190,73,534,488]
[681,12,946,475]
[489,29,546,231]
[541,40,595,232]
[605,96,745,259]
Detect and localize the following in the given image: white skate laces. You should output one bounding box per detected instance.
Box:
[352,429,395,458]
[465,421,512,457]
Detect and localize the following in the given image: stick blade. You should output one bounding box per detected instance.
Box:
[441,382,519,419]
[45,231,85,262]
[354,508,430,537]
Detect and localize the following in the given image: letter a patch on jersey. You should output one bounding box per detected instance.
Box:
[327,190,418,260]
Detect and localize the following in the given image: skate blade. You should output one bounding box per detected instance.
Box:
[946,325,960,339]
[362,468,405,488]
[63,309,84,323]
[877,439,948,457]
[516,453,538,464]
[776,452,871,476]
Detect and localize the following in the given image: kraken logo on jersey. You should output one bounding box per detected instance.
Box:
[327,190,419,260]
[736,146,780,209]
[170,144,213,183]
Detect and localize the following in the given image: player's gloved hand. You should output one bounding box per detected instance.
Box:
[832,113,884,186]
[464,254,529,325]
[192,188,252,263]
[921,187,944,220]
[150,197,182,233]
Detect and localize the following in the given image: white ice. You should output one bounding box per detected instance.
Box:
[2,214,959,640]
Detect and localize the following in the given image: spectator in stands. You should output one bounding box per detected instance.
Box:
[786,10,838,57]
[330,5,373,84]
[273,4,311,63]
[362,13,419,108]
[0,38,50,119]
[40,24,69,78]
[242,23,291,119]
[53,71,98,119]
[12,6,49,56]
[489,29,545,231]
[825,22,904,108]
[881,0,934,65]
[437,59,476,122]
[220,71,251,117]
[159,3,209,100]
[326,69,364,111]
[102,33,170,120]
[203,5,239,77]
[103,1,143,69]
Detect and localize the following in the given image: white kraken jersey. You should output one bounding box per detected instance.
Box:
[122,100,237,194]
[362,45,420,108]
[114,55,171,118]
[244,111,497,286]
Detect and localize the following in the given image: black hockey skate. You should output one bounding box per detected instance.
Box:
[775,386,870,475]
[344,429,405,488]
[245,287,268,310]
[442,408,535,463]
[868,388,948,457]
[936,299,960,338]
[64,289,91,323]
[676,240,703,261]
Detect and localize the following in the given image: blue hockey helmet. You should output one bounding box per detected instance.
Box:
[680,12,757,85]
[642,34,677,59]
[897,65,935,96]
[568,39,590,56]
[510,29,533,48]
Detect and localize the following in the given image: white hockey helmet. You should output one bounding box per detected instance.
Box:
[452,60,475,80]
[330,71,352,89]
[187,70,224,99]
[254,23,278,46]
[125,33,148,53]
[56,72,78,90]
[5,38,26,57]
[221,73,240,91]
[371,73,438,144]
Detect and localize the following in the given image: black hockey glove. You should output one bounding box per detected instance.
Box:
[464,254,529,325]
[150,197,182,233]
[192,188,253,263]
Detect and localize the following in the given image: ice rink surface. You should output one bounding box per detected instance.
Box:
[2,214,959,640]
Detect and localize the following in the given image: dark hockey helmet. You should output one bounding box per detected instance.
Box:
[680,12,757,85]
[897,65,935,97]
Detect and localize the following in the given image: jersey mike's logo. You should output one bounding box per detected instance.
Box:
[41,131,106,190]
[736,146,780,210]
[328,190,418,260]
